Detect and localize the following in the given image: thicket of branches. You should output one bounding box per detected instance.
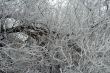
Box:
[0,0,110,73]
